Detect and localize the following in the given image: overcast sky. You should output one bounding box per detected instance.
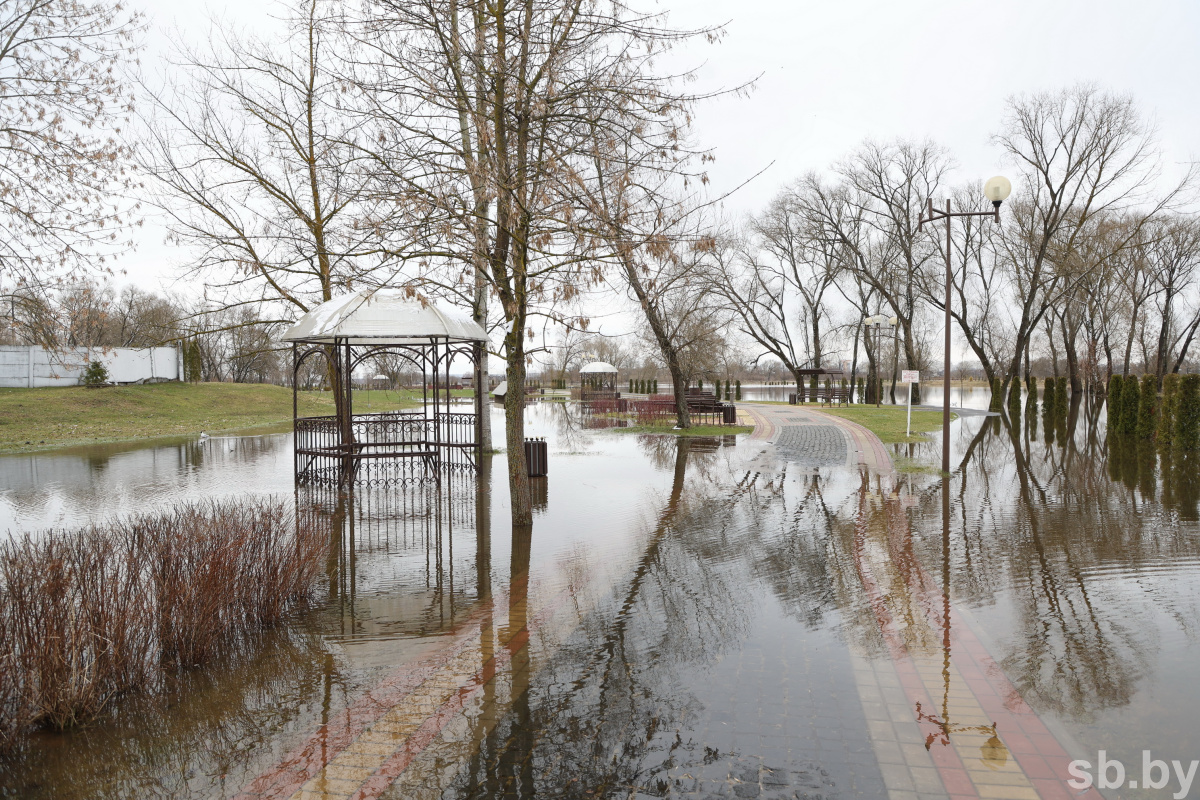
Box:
[124,0,1200,299]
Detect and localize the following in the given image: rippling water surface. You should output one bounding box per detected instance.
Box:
[0,396,1197,799]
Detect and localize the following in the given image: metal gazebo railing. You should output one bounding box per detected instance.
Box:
[282,290,489,487]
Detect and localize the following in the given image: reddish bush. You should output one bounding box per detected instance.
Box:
[0,498,326,748]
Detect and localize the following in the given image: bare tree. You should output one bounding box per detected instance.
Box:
[355,0,722,522]
[828,139,951,403]
[706,229,814,394]
[750,182,842,368]
[991,84,1187,391]
[0,0,142,300]
[143,1,392,314]
[1146,215,1200,378]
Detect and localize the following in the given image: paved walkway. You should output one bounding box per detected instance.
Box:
[235,404,1100,800]
[744,401,1101,800]
[739,401,895,474]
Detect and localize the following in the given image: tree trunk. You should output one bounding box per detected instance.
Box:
[849,324,861,403]
[1061,314,1082,393]
[1155,285,1176,381]
[1171,315,1200,373]
[1122,308,1138,376]
[1024,338,1032,390]
[811,315,822,369]
[1046,317,1060,378]
[864,335,878,405]
[791,368,806,399]
[503,318,532,526]
[619,255,691,428]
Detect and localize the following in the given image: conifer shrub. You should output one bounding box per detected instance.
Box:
[1121,376,1140,435]
[1137,375,1158,440]
[1108,374,1124,432]
[82,361,109,387]
[1159,374,1180,447]
[1176,374,1200,450]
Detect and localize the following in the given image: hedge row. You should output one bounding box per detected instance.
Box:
[1108,372,1200,449]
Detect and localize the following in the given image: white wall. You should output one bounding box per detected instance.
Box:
[0,346,182,388]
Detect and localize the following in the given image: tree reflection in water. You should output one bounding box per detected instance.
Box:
[912,395,1200,730]
[5,394,1200,798]
[405,435,884,800]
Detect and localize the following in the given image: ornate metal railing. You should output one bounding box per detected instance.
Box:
[294,411,479,485]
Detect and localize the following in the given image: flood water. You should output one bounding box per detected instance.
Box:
[740,381,992,409]
[1,396,1198,799]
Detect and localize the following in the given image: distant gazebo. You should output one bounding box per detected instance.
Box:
[580,361,618,401]
[282,290,488,486]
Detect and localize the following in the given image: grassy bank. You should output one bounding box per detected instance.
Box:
[816,404,955,443]
[0,383,461,453]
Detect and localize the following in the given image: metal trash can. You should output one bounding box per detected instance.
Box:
[722,404,737,424]
[524,437,548,476]
[788,393,797,405]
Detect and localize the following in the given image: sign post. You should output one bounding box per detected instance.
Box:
[901,370,920,437]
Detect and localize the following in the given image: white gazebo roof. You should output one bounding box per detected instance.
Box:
[579,361,618,374]
[281,289,487,345]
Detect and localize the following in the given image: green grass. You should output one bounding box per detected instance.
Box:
[0,383,464,453]
[815,404,955,444]
[612,423,754,437]
[893,455,942,475]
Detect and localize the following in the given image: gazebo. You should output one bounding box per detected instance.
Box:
[579,361,618,401]
[282,289,488,486]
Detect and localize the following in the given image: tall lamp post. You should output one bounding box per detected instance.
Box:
[918,176,1011,474]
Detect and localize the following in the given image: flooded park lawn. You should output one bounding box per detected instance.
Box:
[1,396,1199,799]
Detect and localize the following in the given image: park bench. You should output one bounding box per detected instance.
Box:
[684,389,736,425]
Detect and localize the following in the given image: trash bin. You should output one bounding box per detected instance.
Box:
[722,404,737,424]
[524,437,548,477]
[788,393,797,405]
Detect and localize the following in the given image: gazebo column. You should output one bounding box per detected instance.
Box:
[473,340,485,454]
[340,339,355,489]
[292,342,299,481]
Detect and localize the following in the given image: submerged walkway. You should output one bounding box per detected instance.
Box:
[235,405,1099,800]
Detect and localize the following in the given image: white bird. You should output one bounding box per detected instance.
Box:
[199,431,209,441]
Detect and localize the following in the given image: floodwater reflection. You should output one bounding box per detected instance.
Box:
[1,400,1200,797]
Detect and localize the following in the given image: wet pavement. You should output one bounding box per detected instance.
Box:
[2,396,1200,799]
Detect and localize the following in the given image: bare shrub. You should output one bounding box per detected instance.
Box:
[0,497,326,748]
[633,399,676,426]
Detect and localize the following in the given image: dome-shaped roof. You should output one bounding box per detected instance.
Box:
[281,289,487,345]
[579,361,618,374]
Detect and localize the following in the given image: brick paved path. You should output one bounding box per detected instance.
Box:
[774,424,848,467]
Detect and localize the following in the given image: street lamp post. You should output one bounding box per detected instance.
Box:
[918,176,1011,474]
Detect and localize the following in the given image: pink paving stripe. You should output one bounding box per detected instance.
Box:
[233,593,506,800]
[877,495,1105,800]
[852,500,980,797]
[348,625,532,799]
[236,577,576,800]
[742,404,775,442]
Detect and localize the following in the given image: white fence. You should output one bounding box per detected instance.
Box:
[0,345,182,388]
